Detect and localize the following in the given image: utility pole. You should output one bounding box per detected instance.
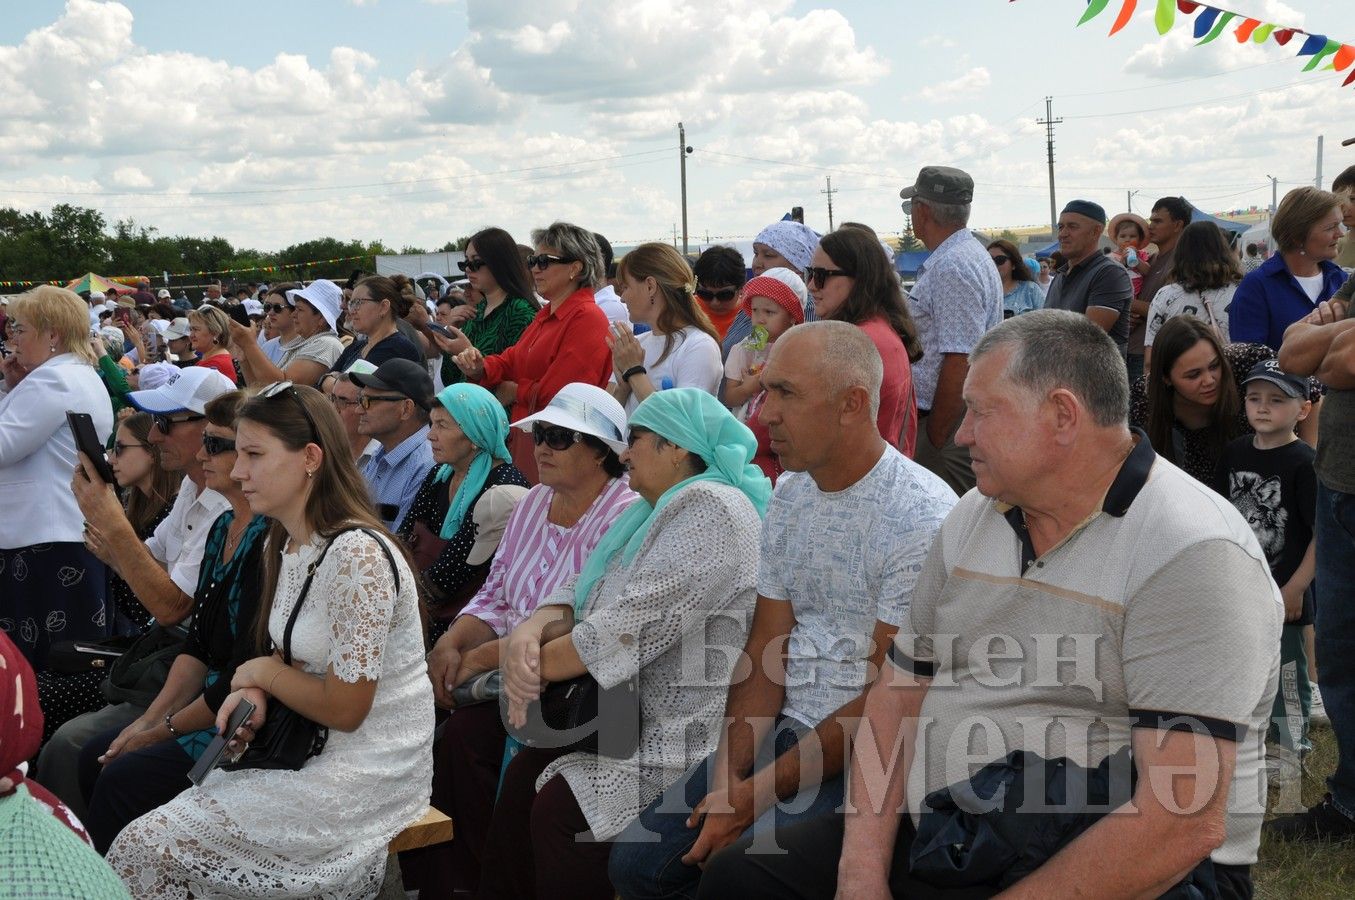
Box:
[1267,175,1278,218]
[1037,96,1062,239]
[671,224,678,248]
[821,176,838,231]
[1316,135,1324,189]
[1127,189,1139,213]
[678,122,693,256]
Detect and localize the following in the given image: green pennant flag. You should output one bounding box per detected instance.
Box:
[1302,38,1340,72]
[1154,0,1175,35]
[1078,0,1111,26]
[1251,24,1275,43]
[1198,11,1236,44]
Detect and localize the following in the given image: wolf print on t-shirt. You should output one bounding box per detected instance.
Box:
[1228,470,1287,560]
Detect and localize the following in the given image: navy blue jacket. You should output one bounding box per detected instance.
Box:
[1229,254,1345,350]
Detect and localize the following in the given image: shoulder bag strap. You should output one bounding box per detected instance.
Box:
[278,527,403,665]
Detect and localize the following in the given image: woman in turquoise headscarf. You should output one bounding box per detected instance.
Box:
[480,388,771,899]
[396,383,531,639]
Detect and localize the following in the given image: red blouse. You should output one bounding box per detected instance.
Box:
[197,352,239,385]
[480,287,612,421]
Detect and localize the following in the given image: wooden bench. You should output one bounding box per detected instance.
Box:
[379,807,454,898]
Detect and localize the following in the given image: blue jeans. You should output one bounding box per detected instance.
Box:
[609,717,846,900]
[1315,483,1355,818]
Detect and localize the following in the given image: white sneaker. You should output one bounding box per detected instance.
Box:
[1311,686,1330,727]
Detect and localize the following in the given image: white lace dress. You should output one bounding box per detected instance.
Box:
[107,530,435,899]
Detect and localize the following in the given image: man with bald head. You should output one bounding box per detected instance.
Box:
[608,321,957,900]
[1045,200,1133,358]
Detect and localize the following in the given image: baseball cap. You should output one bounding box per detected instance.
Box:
[348,358,435,410]
[163,317,192,340]
[511,382,629,455]
[156,288,172,299]
[128,366,235,414]
[136,362,179,392]
[286,279,342,332]
[899,165,975,205]
[465,485,531,565]
[1242,359,1306,399]
[242,298,265,316]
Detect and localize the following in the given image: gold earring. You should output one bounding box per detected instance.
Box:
[306,470,314,479]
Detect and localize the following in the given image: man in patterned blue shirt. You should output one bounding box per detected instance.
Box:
[350,358,436,531]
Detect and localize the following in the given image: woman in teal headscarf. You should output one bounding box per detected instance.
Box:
[480,388,771,899]
[396,383,531,639]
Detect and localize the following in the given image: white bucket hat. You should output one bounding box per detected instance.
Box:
[511,383,629,455]
[286,279,342,332]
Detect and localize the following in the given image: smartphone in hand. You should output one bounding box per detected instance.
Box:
[66,411,116,483]
[187,698,256,786]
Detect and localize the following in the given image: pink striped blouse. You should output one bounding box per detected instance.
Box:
[460,477,638,636]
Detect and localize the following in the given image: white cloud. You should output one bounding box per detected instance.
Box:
[918,67,991,102]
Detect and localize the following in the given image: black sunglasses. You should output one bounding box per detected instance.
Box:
[990,255,1011,266]
[258,381,320,443]
[527,254,576,271]
[457,258,487,273]
[695,287,738,303]
[108,441,150,458]
[532,423,584,451]
[202,433,237,456]
[264,303,289,314]
[153,413,205,435]
[804,267,850,289]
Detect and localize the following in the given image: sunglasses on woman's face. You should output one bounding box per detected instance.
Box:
[695,286,738,303]
[108,441,150,458]
[457,258,487,273]
[202,434,237,456]
[804,267,849,289]
[990,255,1011,266]
[264,303,289,314]
[527,254,576,271]
[532,423,584,451]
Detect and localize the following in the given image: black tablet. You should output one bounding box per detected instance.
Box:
[66,411,116,484]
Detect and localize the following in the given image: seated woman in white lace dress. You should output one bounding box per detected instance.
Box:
[480,388,772,899]
[106,382,435,899]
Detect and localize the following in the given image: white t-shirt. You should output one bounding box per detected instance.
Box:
[759,447,957,729]
[1295,272,1325,302]
[1144,283,1236,348]
[144,477,232,598]
[609,325,722,415]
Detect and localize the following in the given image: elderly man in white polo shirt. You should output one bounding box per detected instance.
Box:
[900,165,1003,496]
[39,366,236,817]
[701,310,1280,900]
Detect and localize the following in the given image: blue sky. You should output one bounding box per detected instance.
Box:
[1,0,1351,257]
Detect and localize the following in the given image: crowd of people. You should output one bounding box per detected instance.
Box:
[0,160,1353,900]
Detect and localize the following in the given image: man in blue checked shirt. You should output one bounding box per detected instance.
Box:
[349,358,436,531]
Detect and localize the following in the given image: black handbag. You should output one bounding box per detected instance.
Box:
[100,624,188,707]
[504,670,640,759]
[226,528,399,772]
[46,634,139,676]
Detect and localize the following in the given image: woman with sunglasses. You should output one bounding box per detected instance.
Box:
[0,286,116,672]
[411,383,635,897]
[35,412,181,743]
[483,388,768,900]
[231,281,344,388]
[608,242,723,415]
[107,381,434,898]
[331,274,425,374]
[988,238,1044,318]
[805,227,924,457]
[78,390,271,853]
[453,222,614,482]
[429,227,539,388]
[396,383,531,639]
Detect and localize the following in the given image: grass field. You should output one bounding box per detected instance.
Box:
[1255,723,1355,899]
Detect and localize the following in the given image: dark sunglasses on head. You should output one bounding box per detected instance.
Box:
[527,254,576,271]
[153,413,205,435]
[108,441,150,458]
[258,381,320,443]
[990,255,1011,266]
[695,287,738,303]
[457,258,487,273]
[804,267,850,289]
[264,303,288,314]
[532,423,584,451]
[202,434,237,456]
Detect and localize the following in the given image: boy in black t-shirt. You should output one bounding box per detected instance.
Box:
[1216,359,1317,772]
